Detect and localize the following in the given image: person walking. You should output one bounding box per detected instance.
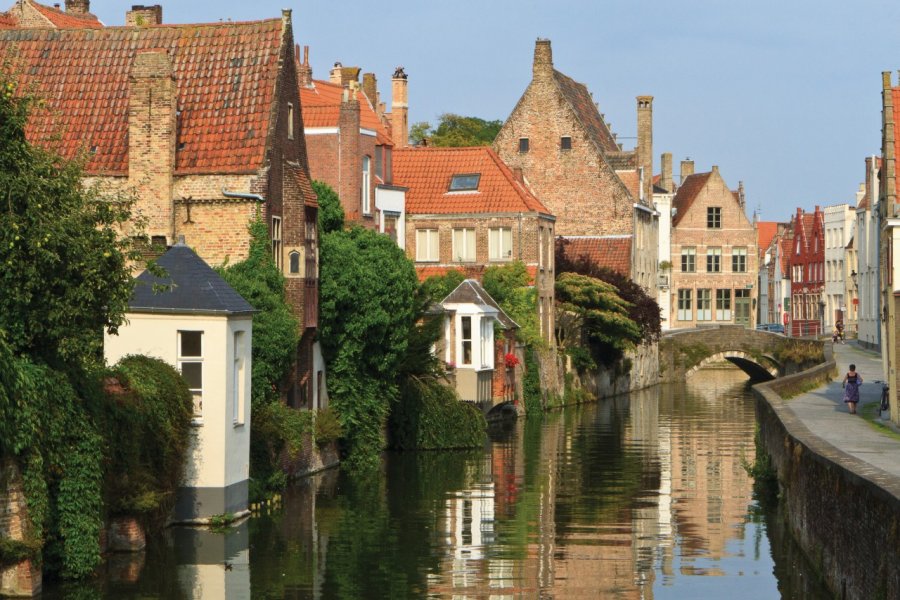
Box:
[842,363,863,414]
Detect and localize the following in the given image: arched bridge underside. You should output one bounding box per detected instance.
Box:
[659,325,820,384]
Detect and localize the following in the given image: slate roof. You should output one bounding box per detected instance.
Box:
[559,235,632,276]
[671,172,712,226]
[300,78,392,145]
[0,0,102,29]
[0,18,286,175]
[130,242,255,315]
[553,70,619,154]
[441,279,518,330]
[394,146,551,215]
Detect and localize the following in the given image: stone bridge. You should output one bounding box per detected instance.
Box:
[659,326,823,383]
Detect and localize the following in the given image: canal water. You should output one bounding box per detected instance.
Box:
[49,367,831,599]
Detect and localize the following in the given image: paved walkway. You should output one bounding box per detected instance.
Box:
[785,341,900,479]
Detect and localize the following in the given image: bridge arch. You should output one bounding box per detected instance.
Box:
[685,351,778,381]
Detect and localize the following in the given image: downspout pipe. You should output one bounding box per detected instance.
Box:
[222,189,265,203]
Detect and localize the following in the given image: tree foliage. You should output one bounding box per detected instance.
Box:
[483,261,542,347]
[410,113,503,147]
[319,227,420,467]
[312,180,345,235]
[420,269,465,305]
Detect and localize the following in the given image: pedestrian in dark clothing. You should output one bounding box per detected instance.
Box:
[842,363,862,414]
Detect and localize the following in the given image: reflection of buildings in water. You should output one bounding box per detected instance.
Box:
[173,521,250,598]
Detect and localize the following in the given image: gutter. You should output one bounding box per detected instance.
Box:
[222,189,265,202]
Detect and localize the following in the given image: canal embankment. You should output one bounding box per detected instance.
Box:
[753,341,900,600]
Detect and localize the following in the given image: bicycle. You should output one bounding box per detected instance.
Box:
[874,380,889,417]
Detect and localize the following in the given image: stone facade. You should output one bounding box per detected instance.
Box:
[670,167,758,329]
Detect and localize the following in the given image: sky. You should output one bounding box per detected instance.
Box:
[85,0,900,222]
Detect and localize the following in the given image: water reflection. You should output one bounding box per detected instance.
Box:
[46,367,831,599]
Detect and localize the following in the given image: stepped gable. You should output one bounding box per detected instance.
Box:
[0,18,285,175]
[130,241,255,315]
[553,70,619,154]
[671,172,712,226]
[560,236,632,276]
[441,279,518,330]
[393,146,551,215]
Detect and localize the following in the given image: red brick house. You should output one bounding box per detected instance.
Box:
[393,146,557,345]
[788,206,825,337]
[493,39,658,294]
[0,8,323,407]
[0,0,101,28]
[298,48,407,239]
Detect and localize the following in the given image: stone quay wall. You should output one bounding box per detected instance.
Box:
[753,347,900,600]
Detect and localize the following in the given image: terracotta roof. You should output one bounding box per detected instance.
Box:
[300,78,391,144]
[757,221,778,257]
[0,13,13,28]
[779,233,792,274]
[1,19,286,176]
[394,146,551,215]
[616,170,640,200]
[671,172,712,226]
[29,1,101,28]
[559,235,631,276]
[553,70,619,154]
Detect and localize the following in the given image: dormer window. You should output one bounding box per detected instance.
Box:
[560,136,572,151]
[287,103,294,140]
[519,138,529,153]
[449,173,480,192]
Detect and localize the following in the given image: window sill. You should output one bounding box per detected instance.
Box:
[416,259,439,263]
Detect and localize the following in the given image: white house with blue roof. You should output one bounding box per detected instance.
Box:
[104,239,255,523]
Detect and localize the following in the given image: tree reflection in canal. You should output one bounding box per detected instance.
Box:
[45,366,832,599]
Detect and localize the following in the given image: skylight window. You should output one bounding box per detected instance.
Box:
[449,174,481,192]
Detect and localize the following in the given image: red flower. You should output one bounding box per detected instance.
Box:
[504,353,520,368]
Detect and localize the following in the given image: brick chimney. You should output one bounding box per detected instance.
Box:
[298,45,313,88]
[65,0,89,13]
[660,152,673,193]
[883,71,897,209]
[329,62,343,85]
[125,5,162,26]
[362,73,377,109]
[339,82,361,218]
[129,49,176,242]
[737,181,746,212]
[391,66,408,148]
[636,96,653,201]
[533,38,553,83]
[680,158,694,184]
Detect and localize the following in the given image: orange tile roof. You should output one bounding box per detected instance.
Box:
[394,147,551,215]
[757,221,778,257]
[671,172,712,226]
[0,13,13,28]
[553,70,619,154]
[1,19,286,176]
[300,78,391,144]
[560,236,632,276]
[30,1,101,28]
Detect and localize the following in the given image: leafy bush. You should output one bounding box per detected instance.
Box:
[420,269,466,304]
[523,348,542,414]
[389,379,486,450]
[314,408,343,447]
[312,180,345,235]
[249,401,314,502]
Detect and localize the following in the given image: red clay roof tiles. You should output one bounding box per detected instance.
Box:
[560,236,632,276]
[757,221,778,258]
[394,146,551,215]
[300,78,391,143]
[1,19,285,175]
[671,172,712,226]
[553,70,619,155]
[29,1,101,28]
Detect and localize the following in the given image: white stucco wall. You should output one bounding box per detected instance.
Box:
[824,204,855,330]
[375,187,406,249]
[654,192,674,330]
[104,312,252,491]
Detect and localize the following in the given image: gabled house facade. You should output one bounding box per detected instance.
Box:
[788,206,825,337]
[0,0,102,29]
[0,9,323,408]
[756,220,779,326]
[824,203,855,332]
[393,146,556,345]
[493,39,658,294]
[670,165,758,328]
[298,48,408,239]
[857,156,881,350]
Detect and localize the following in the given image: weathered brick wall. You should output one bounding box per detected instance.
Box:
[0,459,41,597]
[670,170,758,328]
[173,200,258,266]
[754,356,900,600]
[7,2,52,27]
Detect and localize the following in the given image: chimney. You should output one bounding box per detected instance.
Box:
[339,82,361,218]
[883,71,897,208]
[533,38,553,82]
[636,96,653,201]
[65,0,89,13]
[129,49,177,242]
[865,155,877,208]
[298,45,313,88]
[329,62,343,85]
[362,73,377,108]
[737,181,746,212]
[680,158,694,184]
[125,5,162,26]
[391,66,408,148]
[660,152,673,193]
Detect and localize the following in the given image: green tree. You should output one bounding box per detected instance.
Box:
[312,180,345,234]
[420,269,465,304]
[319,227,420,467]
[410,113,503,147]
[483,261,541,346]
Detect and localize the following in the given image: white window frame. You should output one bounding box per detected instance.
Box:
[488,227,513,261]
[178,331,204,423]
[681,247,696,272]
[233,331,246,425]
[287,102,294,140]
[697,289,712,321]
[272,216,283,270]
[732,247,747,273]
[716,289,732,321]
[460,315,473,366]
[677,289,692,321]
[706,247,722,273]
[480,317,494,369]
[415,228,439,262]
[452,227,476,263]
[361,155,372,215]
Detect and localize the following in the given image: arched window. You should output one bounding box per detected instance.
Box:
[361,155,372,215]
[289,251,301,274]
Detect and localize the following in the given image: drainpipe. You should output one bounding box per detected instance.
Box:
[518,212,523,261]
[222,189,265,203]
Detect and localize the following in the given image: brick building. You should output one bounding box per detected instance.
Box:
[393,146,556,344]
[879,71,900,424]
[0,0,101,28]
[857,156,880,350]
[787,206,825,337]
[298,48,407,238]
[756,220,779,326]
[670,165,758,329]
[493,39,658,294]
[0,8,324,407]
